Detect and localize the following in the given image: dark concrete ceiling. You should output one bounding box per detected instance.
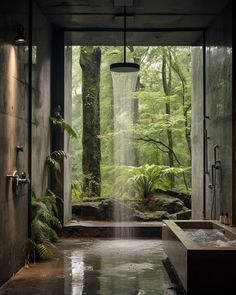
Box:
[36,0,230,45]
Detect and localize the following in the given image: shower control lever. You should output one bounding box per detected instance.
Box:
[17,172,30,184]
[208,164,216,189]
[7,170,30,196]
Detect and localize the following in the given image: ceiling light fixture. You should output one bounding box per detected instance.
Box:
[110,5,139,72]
[15,24,26,44]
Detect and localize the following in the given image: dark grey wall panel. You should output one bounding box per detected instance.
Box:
[0,0,51,286]
[205,2,232,220]
[191,44,204,219]
[0,0,29,285]
[192,1,232,221]
[31,2,51,197]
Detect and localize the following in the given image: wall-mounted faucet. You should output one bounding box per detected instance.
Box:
[7,145,30,197]
[7,170,30,197]
[16,145,24,153]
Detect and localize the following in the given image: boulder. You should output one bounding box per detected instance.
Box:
[99,199,140,221]
[72,202,101,220]
[176,209,192,220]
[155,189,191,209]
[148,194,184,214]
[134,211,170,221]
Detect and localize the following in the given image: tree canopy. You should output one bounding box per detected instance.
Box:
[71,46,192,200]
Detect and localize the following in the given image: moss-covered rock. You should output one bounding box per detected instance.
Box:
[148,194,184,214]
[134,211,170,221]
[99,199,140,221]
[72,192,189,221]
[155,189,191,209]
[72,202,101,220]
[176,209,192,220]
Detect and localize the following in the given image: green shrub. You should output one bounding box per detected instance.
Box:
[29,191,62,260]
[127,164,189,199]
[72,174,100,201]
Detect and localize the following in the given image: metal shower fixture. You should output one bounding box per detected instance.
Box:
[110,4,139,73]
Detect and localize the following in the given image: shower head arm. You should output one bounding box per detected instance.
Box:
[123,5,126,63]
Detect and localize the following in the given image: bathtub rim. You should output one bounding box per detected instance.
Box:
[163,220,236,250]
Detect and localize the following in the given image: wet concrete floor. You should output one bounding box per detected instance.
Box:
[0,239,177,295]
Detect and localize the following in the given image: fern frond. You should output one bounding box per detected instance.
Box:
[36,242,54,259]
[50,150,68,159]
[49,216,62,230]
[50,106,78,139]
[62,121,78,138]
[46,156,61,172]
[30,187,61,261]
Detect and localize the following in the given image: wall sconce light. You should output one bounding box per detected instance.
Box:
[15,24,26,44]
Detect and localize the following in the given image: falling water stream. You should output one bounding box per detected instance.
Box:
[111,71,138,238]
[111,71,138,166]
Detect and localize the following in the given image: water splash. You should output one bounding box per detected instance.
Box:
[184,229,236,247]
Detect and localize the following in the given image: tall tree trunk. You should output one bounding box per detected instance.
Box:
[162,49,175,187]
[171,50,191,158]
[80,46,101,197]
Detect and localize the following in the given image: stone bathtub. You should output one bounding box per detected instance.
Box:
[162,220,236,295]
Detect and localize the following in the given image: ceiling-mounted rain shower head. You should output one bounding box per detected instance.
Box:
[110,62,139,72]
[110,1,139,73]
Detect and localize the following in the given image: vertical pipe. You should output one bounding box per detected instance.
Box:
[203,31,207,219]
[28,0,33,237]
[123,5,126,63]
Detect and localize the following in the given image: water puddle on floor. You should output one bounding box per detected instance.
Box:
[0,239,176,295]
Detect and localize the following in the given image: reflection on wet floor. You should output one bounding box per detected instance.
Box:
[0,239,176,295]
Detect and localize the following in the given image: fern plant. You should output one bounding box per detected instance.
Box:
[46,150,69,186]
[50,105,77,139]
[29,191,62,260]
[49,106,78,187]
[28,106,77,261]
[127,164,188,199]
[72,174,100,201]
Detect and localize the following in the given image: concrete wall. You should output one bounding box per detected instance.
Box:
[0,0,51,286]
[0,0,29,285]
[205,2,232,220]
[191,44,204,219]
[51,31,72,225]
[192,2,232,220]
[31,2,51,197]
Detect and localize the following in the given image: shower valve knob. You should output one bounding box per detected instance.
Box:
[7,170,30,185]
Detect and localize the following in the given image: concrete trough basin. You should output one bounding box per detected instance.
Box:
[162,220,236,294]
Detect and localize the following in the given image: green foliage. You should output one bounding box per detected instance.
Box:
[29,105,76,260]
[46,150,68,172]
[127,165,165,198]
[50,105,78,139]
[127,165,189,199]
[102,165,134,199]
[72,46,192,197]
[29,191,62,260]
[46,150,69,189]
[71,174,100,201]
